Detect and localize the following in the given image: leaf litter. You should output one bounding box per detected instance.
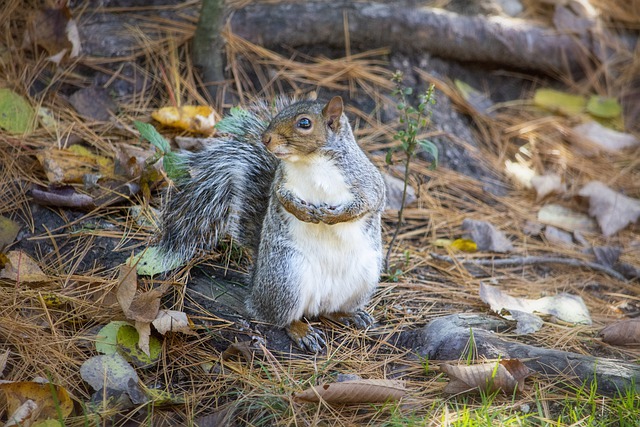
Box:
[1,0,639,425]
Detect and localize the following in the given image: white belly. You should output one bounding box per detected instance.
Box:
[290,219,380,318]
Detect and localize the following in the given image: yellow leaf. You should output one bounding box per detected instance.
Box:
[152,105,216,134]
[450,238,477,252]
[36,145,114,184]
[0,381,74,421]
[433,239,453,247]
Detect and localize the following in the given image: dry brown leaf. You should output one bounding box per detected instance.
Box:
[440,359,531,394]
[116,264,137,314]
[114,143,156,180]
[222,341,260,361]
[294,379,406,403]
[599,319,640,345]
[0,380,74,422]
[0,251,48,283]
[126,288,164,323]
[135,320,152,357]
[578,181,640,237]
[152,310,196,336]
[23,0,81,64]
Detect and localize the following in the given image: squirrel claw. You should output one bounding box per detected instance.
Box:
[286,320,326,353]
[322,310,375,329]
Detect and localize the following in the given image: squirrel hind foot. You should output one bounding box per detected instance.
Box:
[286,320,326,353]
[322,310,375,330]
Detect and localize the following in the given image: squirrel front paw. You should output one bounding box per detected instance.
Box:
[286,320,326,353]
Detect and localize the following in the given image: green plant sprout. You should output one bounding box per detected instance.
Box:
[385,71,438,271]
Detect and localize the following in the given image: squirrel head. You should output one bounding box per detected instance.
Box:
[261,96,344,161]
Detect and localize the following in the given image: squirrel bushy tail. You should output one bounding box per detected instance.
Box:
[157,99,296,264]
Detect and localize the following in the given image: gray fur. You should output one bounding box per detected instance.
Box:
[158,97,385,331]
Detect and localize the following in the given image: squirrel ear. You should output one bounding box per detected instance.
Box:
[322,96,343,131]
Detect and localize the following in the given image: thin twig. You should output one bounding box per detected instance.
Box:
[429,253,628,282]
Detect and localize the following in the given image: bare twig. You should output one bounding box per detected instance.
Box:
[429,253,628,282]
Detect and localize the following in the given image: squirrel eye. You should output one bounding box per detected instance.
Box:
[296,117,312,129]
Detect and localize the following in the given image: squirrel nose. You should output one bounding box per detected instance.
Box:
[261,134,272,146]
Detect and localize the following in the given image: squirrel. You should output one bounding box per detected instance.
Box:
[158,96,386,352]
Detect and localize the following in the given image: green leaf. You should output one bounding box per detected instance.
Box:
[95,321,132,355]
[404,87,413,96]
[418,139,438,169]
[0,88,36,134]
[129,246,184,276]
[385,149,394,165]
[533,89,586,116]
[116,324,161,367]
[163,151,188,181]
[0,215,20,250]
[135,121,170,153]
[586,96,622,119]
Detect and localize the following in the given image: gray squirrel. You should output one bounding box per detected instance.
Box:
[158,96,386,352]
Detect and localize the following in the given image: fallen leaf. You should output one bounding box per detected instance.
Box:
[294,379,406,403]
[571,121,639,154]
[36,145,114,184]
[0,380,73,422]
[68,87,118,122]
[537,204,598,233]
[599,319,640,345]
[37,107,58,132]
[509,310,544,335]
[116,323,161,364]
[461,219,513,253]
[126,288,165,323]
[23,0,82,64]
[152,310,196,335]
[531,174,565,201]
[79,353,147,405]
[543,225,574,246]
[95,321,131,355]
[152,105,216,134]
[4,399,38,427]
[592,246,621,268]
[586,96,622,119]
[578,181,640,237]
[30,185,94,209]
[433,238,477,252]
[440,359,531,394]
[113,143,155,180]
[129,246,184,276]
[480,283,591,327]
[0,216,21,250]
[222,340,261,361]
[454,79,495,116]
[116,264,137,314]
[0,250,48,283]
[504,160,534,188]
[0,88,36,134]
[533,88,586,116]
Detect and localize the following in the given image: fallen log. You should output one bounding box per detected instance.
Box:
[230,2,593,75]
[398,313,640,396]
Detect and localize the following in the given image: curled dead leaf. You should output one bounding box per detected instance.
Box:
[0,380,74,422]
[440,359,531,394]
[294,379,406,403]
[152,310,196,336]
[578,181,640,237]
[600,319,640,346]
[152,105,216,134]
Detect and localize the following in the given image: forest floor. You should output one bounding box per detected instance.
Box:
[1,0,639,426]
